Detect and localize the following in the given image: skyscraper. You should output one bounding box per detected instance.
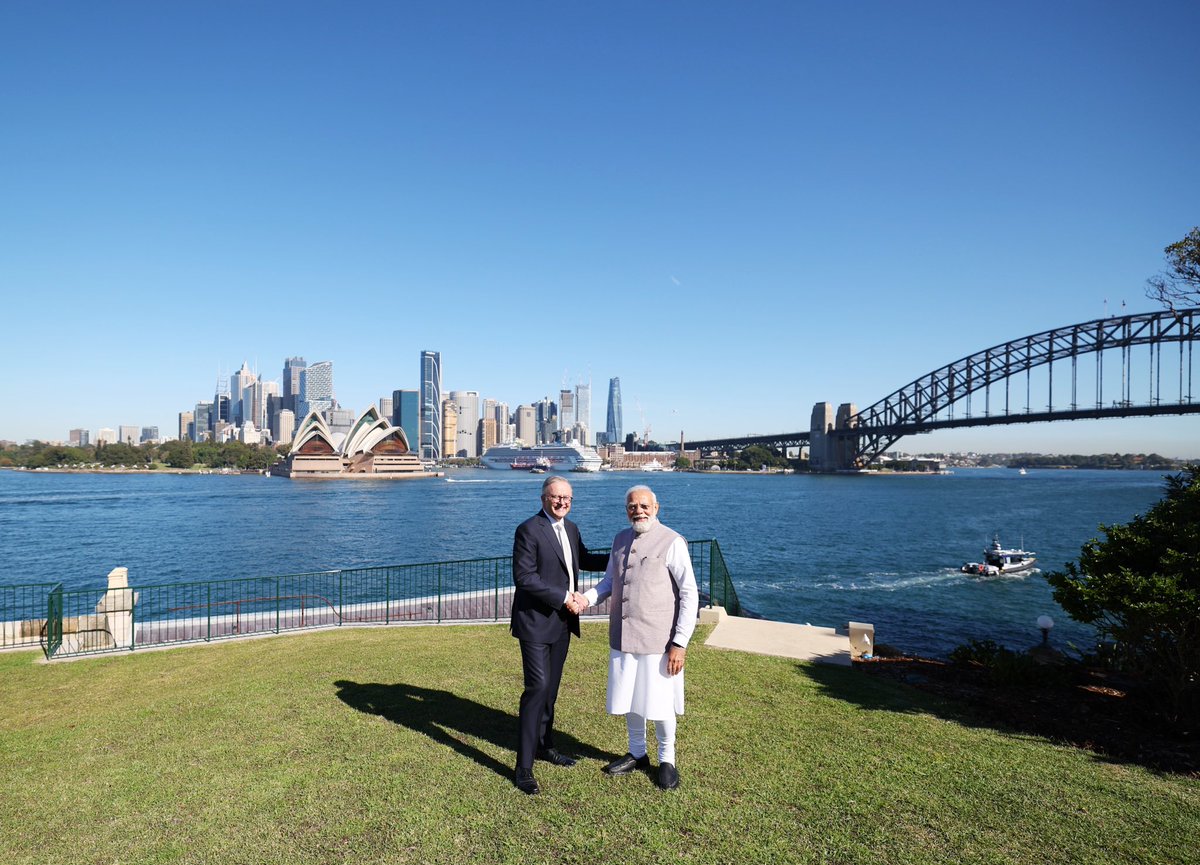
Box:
[282,357,306,414]
[575,380,591,445]
[449,390,480,458]
[441,398,457,459]
[392,389,420,454]
[558,389,575,433]
[420,350,442,461]
[515,404,537,445]
[299,361,334,418]
[230,362,256,426]
[606,377,623,445]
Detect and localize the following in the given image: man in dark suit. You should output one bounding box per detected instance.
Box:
[511,475,609,795]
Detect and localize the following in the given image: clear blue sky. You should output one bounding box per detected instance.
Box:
[2,1,1198,457]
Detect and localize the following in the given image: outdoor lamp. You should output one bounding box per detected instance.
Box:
[1037,614,1054,647]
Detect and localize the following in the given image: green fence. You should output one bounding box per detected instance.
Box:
[30,539,740,659]
[0,583,59,650]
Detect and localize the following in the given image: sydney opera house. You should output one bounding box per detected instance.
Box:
[270,407,438,479]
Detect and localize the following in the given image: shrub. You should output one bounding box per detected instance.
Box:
[1046,466,1200,724]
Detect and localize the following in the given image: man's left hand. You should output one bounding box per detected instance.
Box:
[666,645,686,676]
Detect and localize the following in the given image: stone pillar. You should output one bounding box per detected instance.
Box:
[834,403,859,470]
[809,402,834,471]
[95,567,139,650]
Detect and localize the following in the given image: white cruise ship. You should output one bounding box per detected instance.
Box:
[481,443,603,472]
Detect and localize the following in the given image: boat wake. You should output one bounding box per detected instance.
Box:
[812,567,1037,592]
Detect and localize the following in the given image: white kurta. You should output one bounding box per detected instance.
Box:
[586,532,699,721]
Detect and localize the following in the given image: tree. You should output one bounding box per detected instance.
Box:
[1146,226,1200,309]
[159,439,195,469]
[1045,466,1200,724]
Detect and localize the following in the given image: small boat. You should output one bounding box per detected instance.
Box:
[1018,467,1028,475]
[641,458,665,472]
[961,534,1037,576]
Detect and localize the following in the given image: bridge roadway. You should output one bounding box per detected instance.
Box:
[682,307,1199,468]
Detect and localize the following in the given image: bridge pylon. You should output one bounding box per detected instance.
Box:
[809,402,859,472]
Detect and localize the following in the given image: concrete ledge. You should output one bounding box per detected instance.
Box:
[704,615,853,666]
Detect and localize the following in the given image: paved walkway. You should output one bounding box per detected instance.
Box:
[703,609,854,666]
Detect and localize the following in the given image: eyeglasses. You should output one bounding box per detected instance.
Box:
[545,495,572,503]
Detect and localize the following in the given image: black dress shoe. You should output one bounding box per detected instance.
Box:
[603,753,651,775]
[657,762,679,790]
[514,767,540,795]
[537,748,577,767]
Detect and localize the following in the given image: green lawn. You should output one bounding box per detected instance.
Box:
[2,623,1196,865]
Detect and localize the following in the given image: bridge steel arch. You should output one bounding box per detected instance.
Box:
[838,307,1200,468]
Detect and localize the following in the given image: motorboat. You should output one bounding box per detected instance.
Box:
[961,534,1037,576]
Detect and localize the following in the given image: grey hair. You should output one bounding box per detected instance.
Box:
[542,475,571,492]
[625,484,657,504]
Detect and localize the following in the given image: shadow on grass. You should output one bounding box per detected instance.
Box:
[795,662,1200,778]
[333,680,612,780]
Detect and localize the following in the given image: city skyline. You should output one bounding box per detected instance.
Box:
[2,3,1198,457]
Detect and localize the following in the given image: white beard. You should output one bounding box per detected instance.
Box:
[631,517,658,535]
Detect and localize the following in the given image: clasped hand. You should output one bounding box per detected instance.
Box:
[564,591,589,615]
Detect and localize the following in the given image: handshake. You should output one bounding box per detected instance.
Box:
[564,591,591,615]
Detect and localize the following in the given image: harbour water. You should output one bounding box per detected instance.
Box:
[0,467,1174,658]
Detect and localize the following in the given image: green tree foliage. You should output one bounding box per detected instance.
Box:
[1046,466,1200,723]
[732,445,789,471]
[1146,226,1200,309]
[95,442,149,466]
[159,439,195,469]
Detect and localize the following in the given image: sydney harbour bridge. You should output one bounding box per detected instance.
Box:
[684,307,1200,471]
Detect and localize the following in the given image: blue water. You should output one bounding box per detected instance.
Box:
[0,467,1172,658]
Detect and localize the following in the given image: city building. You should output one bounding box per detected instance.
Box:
[282,356,305,414]
[118,425,139,445]
[379,396,393,421]
[327,408,355,436]
[420,350,441,461]
[534,397,557,445]
[177,413,192,443]
[515,404,536,445]
[69,428,89,447]
[230,362,256,427]
[392,389,420,456]
[606,377,623,445]
[441,399,458,460]
[193,401,213,442]
[96,428,117,446]
[575,381,591,445]
[449,390,480,457]
[140,427,159,444]
[480,416,497,453]
[299,360,334,418]
[272,408,295,445]
[559,389,575,434]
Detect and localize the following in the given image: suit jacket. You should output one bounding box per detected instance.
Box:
[511,510,609,643]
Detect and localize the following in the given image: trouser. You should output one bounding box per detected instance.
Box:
[516,631,571,769]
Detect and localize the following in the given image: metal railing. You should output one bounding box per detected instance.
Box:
[25,539,740,659]
[1,583,58,650]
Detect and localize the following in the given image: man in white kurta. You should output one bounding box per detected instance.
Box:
[583,484,698,790]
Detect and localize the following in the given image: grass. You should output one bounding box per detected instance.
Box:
[2,622,1197,865]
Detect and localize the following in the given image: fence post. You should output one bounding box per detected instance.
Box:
[385,569,391,625]
[437,564,443,623]
[709,540,716,608]
[338,570,343,626]
[276,577,281,634]
[206,583,212,642]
